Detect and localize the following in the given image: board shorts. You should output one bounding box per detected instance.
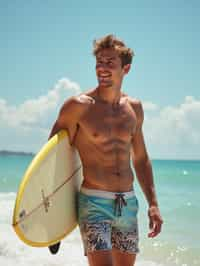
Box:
[77,187,139,255]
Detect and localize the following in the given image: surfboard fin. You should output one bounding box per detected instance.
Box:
[48,242,61,254]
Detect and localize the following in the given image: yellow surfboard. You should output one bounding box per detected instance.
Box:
[12,130,83,247]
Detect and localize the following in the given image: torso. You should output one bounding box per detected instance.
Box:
[69,90,138,192]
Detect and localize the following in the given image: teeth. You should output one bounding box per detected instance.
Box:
[99,74,111,78]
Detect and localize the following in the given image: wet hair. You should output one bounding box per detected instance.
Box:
[93,34,134,67]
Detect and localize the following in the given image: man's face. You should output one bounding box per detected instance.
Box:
[95,48,130,89]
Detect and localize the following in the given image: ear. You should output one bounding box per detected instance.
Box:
[123,64,131,74]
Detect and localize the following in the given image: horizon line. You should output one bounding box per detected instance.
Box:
[0,150,199,161]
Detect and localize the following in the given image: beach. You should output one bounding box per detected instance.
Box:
[0,154,200,266]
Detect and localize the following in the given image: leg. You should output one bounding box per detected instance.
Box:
[80,222,112,266]
[111,195,139,265]
[78,191,114,265]
[87,250,113,266]
[112,248,136,266]
[87,247,137,266]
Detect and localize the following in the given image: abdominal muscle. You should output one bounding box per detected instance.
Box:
[70,93,137,192]
[74,136,134,192]
[81,167,134,192]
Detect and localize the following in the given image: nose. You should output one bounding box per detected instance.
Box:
[96,62,108,71]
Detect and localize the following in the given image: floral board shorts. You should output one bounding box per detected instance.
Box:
[78,187,139,256]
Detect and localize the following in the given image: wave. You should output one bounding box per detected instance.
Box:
[0,193,199,266]
[0,226,164,266]
[139,240,200,266]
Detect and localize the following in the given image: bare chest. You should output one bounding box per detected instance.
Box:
[79,102,137,143]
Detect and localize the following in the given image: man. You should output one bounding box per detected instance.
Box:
[48,34,163,266]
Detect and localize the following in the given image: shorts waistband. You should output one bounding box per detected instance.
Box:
[80,187,135,200]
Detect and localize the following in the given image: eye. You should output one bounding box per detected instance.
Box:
[96,60,102,66]
[108,61,114,66]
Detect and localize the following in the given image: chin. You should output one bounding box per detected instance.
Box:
[98,82,113,88]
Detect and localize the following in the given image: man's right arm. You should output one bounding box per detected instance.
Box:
[48,97,78,140]
[49,94,95,140]
[48,94,95,254]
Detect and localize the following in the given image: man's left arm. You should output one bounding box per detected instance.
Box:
[130,99,163,238]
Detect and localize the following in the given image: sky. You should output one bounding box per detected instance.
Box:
[0,0,200,159]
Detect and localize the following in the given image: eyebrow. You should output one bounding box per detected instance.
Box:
[96,56,116,60]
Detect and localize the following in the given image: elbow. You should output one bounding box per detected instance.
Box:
[48,120,61,140]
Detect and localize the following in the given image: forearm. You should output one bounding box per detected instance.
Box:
[133,157,158,207]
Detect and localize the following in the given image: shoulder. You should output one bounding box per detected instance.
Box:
[60,91,95,116]
[126,96,144,127]
[127,97,143,113]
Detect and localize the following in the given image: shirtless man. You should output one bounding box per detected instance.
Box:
[48,35,163,266]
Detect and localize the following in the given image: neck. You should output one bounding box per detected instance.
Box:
[97,86,121,105]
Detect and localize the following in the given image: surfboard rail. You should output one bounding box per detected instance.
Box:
[12,130,83,247]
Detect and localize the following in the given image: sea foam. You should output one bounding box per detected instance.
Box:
[0,192,199,266]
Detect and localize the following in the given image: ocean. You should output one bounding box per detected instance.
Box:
[0,154,199,266]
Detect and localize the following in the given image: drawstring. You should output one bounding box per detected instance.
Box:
[114,194,127,216]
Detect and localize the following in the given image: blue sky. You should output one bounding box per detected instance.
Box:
[0,1,200,159]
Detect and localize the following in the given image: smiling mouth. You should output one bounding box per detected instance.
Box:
[98,73,112,80]
[100,77,110,80]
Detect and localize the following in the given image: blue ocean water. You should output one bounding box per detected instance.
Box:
[0,154,199,266]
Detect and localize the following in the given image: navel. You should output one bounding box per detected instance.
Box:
[115,171,120,176]
[93,132,98,137]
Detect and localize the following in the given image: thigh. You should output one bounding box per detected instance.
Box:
[80,222,112,256]
[87,250,113,266]
[78,192,114,256]
[112,248,136,266]
[111,195,139,255]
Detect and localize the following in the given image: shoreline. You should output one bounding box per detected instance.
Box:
[0,150,35,156]
[0,151,199,161]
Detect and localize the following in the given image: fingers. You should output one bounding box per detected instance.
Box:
[148,207,163,238]
[78,95,95,105]
[149,219,153,230]
[148,218,162,238]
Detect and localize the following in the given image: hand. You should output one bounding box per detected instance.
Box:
[77,94,95,105]
[148,205,163,238]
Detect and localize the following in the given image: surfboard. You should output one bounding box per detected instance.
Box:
[12,130,83,247]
